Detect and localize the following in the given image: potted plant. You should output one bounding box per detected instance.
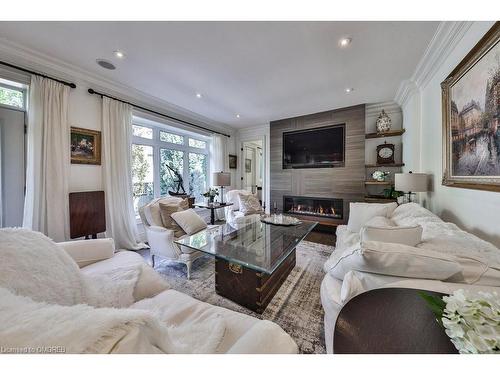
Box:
[202,188,219,204]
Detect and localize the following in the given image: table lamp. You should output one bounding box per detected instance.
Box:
[394,171,427,203]
[213,172,231,204]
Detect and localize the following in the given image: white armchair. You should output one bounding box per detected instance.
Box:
[138,197,205,279]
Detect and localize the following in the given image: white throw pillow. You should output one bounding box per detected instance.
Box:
[171,209,208,235]
[363,215,395,228]
[347,202,398,233]
[324,240,461,281]
[360,225,423,247]
[238,193,263,215]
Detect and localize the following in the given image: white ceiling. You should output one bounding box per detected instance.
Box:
[0,22,438,128]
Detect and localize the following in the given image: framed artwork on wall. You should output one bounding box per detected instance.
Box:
[70,127,101,165]
[442,22,500,192]
[229,154,237,169]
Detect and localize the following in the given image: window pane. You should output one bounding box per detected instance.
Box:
[189,152,208,203]
[160,149,184,195]
[131,144,154,213]
[0,86,23,109]
[160,131,184,144]
[132,125,153,139]
[189,138,206,149]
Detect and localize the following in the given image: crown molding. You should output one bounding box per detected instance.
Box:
[0,38,234,136]
[394,79,420,107]
[394,21,473,106]
[365,101,401,117]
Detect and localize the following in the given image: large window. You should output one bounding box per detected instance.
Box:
[131,121,210,213]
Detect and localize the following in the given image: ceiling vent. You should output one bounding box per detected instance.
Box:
[96,59,116,70]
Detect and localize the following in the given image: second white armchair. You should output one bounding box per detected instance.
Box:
[139,197,205,279]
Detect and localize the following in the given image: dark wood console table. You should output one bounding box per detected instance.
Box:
[334,288,457,354]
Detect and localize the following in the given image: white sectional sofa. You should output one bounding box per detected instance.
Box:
[320,203,500,353]
[0,228,298,354]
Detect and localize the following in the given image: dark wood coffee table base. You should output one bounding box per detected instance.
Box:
[215,250,296,313]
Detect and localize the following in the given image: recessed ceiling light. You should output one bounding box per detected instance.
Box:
[339,37,352,47]
[96,59,116,70]
[114,50,125,59]
[196,93,202,98]
[345,88,354,93]
[236,114,240,118]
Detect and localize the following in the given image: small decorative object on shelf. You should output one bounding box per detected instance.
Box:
[376,109,392,133]
[376,142,395,165]
[420,289,500,354]
[372,170,390,182]
[202,188,219,204]
[261,214,301,226]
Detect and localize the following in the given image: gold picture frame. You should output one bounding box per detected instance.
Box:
[441,22,500,192]
[70,127,101,165]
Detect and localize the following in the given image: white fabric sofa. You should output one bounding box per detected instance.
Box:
[0,228,298,354]
[321,203,500,353]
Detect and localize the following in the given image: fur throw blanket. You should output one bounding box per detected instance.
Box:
[0,228,226,353]
[0,228,138,307]
[0,287,225,353]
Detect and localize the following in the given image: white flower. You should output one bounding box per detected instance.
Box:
[441,289,500,354]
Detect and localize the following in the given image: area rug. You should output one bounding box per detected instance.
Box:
[148,241,333,354]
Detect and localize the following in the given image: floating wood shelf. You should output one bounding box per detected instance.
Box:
[364,195,398,203]
[365,129,406,139]
[365,163,405,168]
[365,180,392,185]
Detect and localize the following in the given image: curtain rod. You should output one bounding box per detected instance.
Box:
[87,88,231,138]
[0,60,76,88]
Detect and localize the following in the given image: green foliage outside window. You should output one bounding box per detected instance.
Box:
[131,144,154,212]
[189,152,208,202]
[0,86,24,109]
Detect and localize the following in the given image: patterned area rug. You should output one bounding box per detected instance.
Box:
[149,241,333,354]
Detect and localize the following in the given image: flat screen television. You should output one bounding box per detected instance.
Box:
[283,124,345,169]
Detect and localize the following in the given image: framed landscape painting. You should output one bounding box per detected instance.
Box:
[442,22,500,191]
[70,127,101,165]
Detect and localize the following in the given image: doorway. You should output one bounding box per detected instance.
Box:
[0,106,25,227]
[241,139,264,205]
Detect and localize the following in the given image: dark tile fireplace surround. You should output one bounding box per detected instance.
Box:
[270,104,366,229]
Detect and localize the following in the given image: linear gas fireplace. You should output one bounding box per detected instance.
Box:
[283,196,343,220]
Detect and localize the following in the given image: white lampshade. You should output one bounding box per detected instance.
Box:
[213,172,231,187]
[395,172,428,192]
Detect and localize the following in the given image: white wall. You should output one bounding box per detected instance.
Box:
[401,21,500,247]
[68,84,103,193]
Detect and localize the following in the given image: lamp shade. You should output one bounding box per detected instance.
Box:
[213,172,231,187]
[395,172,427,192]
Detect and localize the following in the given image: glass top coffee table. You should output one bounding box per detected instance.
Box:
[175,215,317,313]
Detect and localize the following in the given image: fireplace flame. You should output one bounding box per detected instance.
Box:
[286,200,340,218]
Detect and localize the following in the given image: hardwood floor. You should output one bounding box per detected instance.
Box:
[305,230,336,246]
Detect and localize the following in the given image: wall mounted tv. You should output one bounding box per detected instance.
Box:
[283,124,345,169]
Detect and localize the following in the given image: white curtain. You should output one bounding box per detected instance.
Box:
[210,134,229,219]
[23,76,70,241]
[101,97,145,250]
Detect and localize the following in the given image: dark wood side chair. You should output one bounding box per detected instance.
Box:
[334,288,458,354]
